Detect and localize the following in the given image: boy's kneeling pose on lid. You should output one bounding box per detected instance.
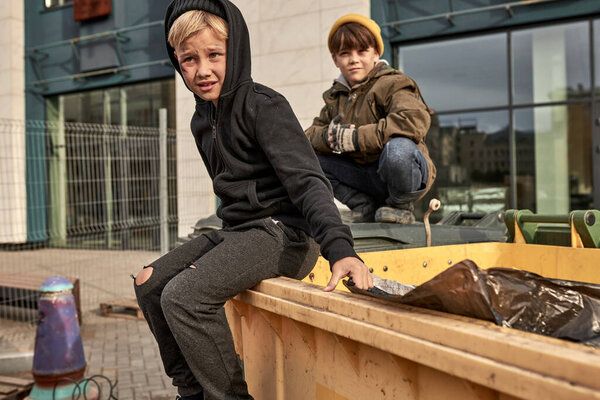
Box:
[134,1,373,399]
[305,14,436,224]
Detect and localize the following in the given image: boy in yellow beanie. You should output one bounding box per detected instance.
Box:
[306,14,436,223]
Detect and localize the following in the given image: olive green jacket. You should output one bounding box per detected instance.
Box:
[305,62,436,197]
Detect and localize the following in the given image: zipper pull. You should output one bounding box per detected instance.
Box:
[212,124,216,139]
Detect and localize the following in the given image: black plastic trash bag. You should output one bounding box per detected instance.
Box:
[345,260,600,346]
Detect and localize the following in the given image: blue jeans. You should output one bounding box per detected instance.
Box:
[317,137,428,210]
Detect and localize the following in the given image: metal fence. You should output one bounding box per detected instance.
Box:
[0,116,192,323]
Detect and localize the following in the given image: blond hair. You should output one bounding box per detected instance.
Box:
[168,10,228,49]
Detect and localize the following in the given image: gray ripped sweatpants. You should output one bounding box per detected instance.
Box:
[134,217,319,399]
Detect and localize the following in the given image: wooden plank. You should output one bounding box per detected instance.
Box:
[233,277,600,400]
[0,383,17,394]
[0,274,43,290]
[0,375,32,400]
[254,277,600,390]
[0,273,77,290]
[316,383,349,400]
[0,375,32,387]
[100,297,143,320]
[0,273,82,325]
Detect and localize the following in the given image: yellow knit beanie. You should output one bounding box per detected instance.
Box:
[328,14,384,56]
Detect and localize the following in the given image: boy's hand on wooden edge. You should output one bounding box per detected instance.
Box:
[324,257,373,292]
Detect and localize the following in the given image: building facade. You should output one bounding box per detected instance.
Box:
[3,0,600,247]
[0,2,26,244]
[22,0,179,249]
[5,0,369,247]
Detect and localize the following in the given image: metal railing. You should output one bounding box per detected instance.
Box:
[381,0,562,32]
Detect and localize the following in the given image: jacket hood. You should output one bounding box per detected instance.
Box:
[165,0,252,102]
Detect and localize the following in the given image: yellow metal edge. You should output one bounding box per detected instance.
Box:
[303,242,600,290]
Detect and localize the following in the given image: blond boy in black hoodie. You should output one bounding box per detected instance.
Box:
[134,1,372,398]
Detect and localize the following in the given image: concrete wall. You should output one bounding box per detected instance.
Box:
[235,0,370,128]
[0,0,26,243]
[0,1,24,121]
[175,0,369,233]
[175,76,217,237]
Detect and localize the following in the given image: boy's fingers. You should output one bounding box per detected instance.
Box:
[328,133,335,149]
[323,269,345,292]
[352,271,370,290]
[350,265,373,290]
[325,257,373,292]
[323,269,371,292]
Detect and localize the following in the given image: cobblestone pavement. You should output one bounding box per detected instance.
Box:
[0,248,178,399]
[2,312,178,399]
[81,312,176,399]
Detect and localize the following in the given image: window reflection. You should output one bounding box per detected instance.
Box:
[513,104,592,213]
[61,79,175,128]
[419,111,510,219]
[398,34,508,112]
[512,21,590,105]
[45,0,73,8]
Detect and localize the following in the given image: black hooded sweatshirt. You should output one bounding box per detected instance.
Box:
[165,0,358,267]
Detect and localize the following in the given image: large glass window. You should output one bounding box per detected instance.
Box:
[60,79,175,128]
[398,20,596,217]
[513,105,593,213]
[44,0,72,8]
[512,22,590,105]
[426,111,510,216]
[45,78,177,251]
[398,34,508,112]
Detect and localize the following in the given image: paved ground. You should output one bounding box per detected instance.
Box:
[0,248,178,399]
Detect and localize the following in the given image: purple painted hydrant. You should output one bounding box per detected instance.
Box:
[27,276,97,399]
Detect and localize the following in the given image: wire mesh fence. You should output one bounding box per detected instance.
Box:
[0,117,207,324]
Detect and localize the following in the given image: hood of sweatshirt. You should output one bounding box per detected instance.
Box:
[164,0,253,103]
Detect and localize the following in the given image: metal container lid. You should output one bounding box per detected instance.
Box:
[39,276,73,293]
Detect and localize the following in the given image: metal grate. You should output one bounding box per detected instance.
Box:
[0,118,186,323]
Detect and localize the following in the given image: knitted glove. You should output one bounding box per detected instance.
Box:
[329,122,358,153]
[322,115,342,150]
[321,115,359,153]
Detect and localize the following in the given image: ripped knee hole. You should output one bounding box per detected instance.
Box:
[134,264,196,286]
[135,266,154,286]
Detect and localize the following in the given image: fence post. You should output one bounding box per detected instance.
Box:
[159,108,169,255]
[104,92,114,248]
[47,99,67,247]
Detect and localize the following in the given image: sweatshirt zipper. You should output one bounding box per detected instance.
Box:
[209,102,230,171]
[210,104,217,139]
